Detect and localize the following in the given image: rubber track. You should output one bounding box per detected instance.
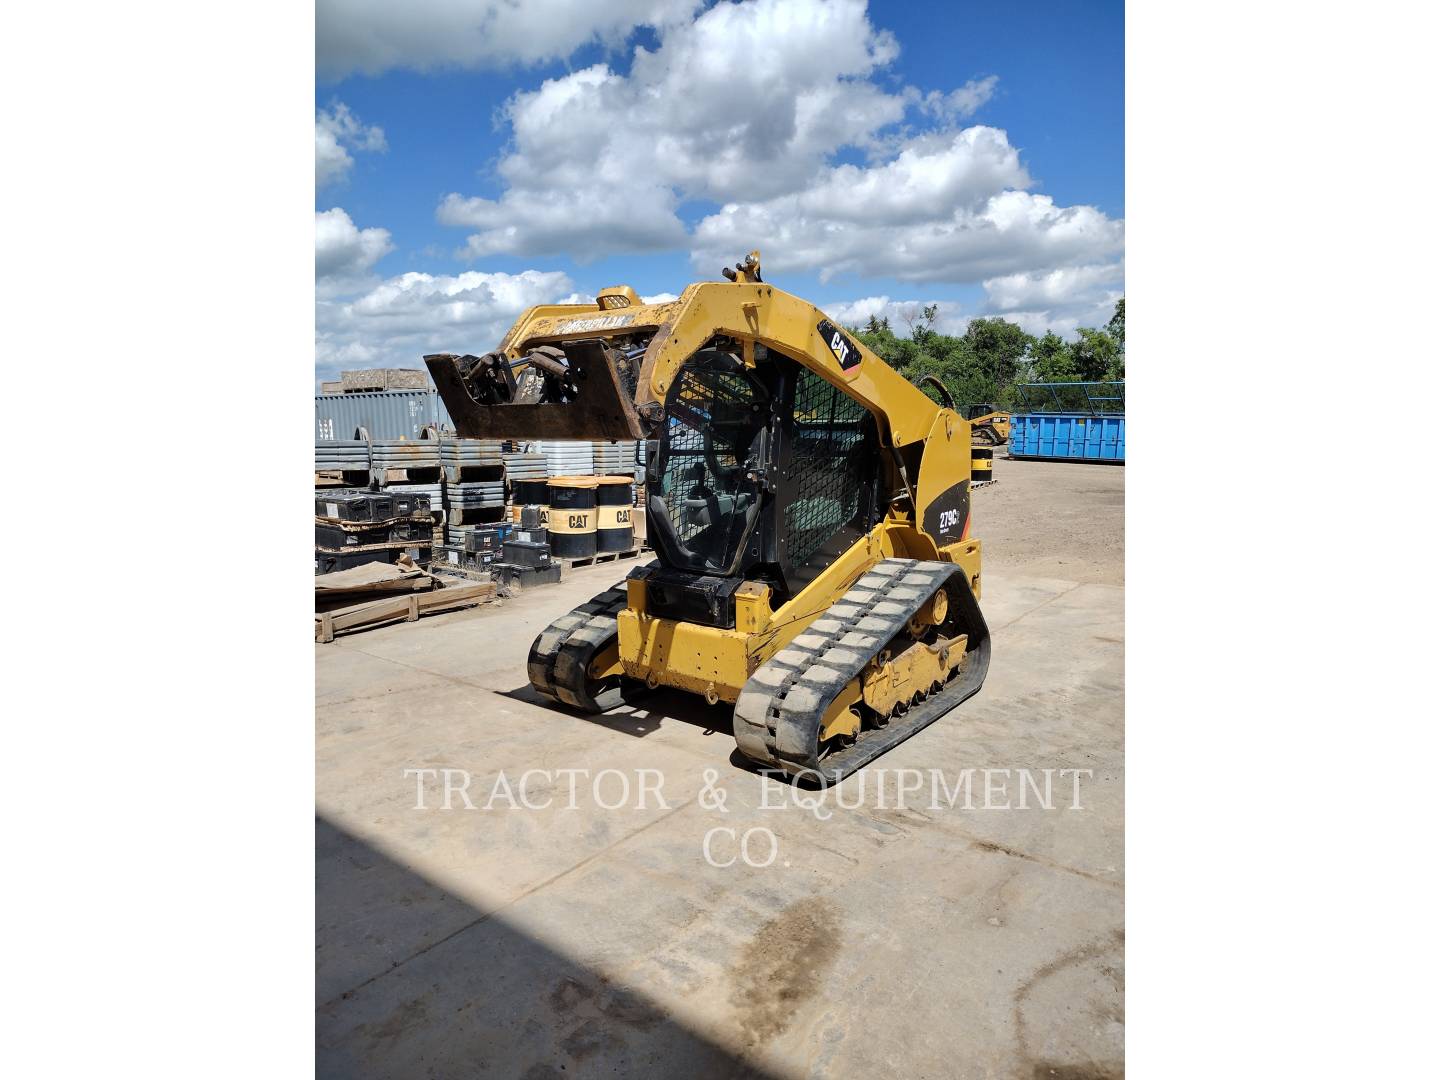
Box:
[526,584,631,712]
[732,558,991,784]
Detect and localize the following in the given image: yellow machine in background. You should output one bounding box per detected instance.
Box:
[426,253,990,782]
[963,404,1011,447]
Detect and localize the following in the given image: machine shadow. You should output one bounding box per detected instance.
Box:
[499,684,733,740]
[316,814,780,1079]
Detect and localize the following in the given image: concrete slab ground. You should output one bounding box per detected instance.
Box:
[316,455,1125,1079]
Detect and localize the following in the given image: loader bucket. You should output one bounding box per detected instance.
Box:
[425,340,651,442]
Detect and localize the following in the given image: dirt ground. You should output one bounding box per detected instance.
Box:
[316,455,1125,1078]
[977,454,1125,586]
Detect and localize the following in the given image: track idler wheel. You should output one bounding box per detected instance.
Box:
[527,585,645,714]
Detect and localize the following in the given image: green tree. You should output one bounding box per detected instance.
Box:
[963,317,1035,387]
[1107,297,1124,350]
[903,303,940,346]
[1105,298,1125,380]
[1030,331,1076,382]
[851,300,1123,409]
[1068,326,1119,382]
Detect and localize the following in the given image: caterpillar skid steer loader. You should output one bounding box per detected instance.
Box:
[425,253,990,783]
[961,403,1011,447]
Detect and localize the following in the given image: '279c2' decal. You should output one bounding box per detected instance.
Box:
[817,319,862,370]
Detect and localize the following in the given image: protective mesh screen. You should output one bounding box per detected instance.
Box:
[656,365,764,569]
[786,370,868,568]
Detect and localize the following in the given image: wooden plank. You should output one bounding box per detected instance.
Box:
[315,582,497,642]
[416,584,495,612]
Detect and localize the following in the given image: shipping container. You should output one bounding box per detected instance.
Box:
[315,389,454,442]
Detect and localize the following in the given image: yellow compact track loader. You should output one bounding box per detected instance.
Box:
[962,403,1011,447]
[426,253,990,782]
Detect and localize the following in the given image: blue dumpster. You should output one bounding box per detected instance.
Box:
[1007,381,1125,464]
[1008,413,1125,463]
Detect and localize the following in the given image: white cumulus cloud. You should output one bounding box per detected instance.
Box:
[316,0,702,79]
[432,0,1121,319]
[693,159,1123,285]
[982,263,1125,313]
[440,0,911,258]
[979,263,1125,338]
[918,75,1000,121]
[438,186,687,262]
[316,102,386,187]
[314,0,1124,375]
[315,207,394,297]
[316,268,576,381]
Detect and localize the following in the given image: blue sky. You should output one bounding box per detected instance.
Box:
[315,0,1124,379]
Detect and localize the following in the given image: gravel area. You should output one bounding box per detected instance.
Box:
[972,453,1125,586]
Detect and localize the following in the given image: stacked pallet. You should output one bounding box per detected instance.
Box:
[388,481,444,547]
[540,440,593,477]
[315,439,371,486]
[502,452,547,484]
[361,437,443,543]
[441,438,505,483]
[436,437,505,553]
[591,441,629,475]
[369,438,440,484]
[435,437,506,573]
[432,438,562,590]
[315,489,434,574]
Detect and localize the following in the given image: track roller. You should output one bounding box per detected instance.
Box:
[732,558,990,784]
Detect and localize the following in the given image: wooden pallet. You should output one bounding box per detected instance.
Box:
[315,581,496,642]
[315,470,367,488]
[558,546,650,569]
[374,466,442,484]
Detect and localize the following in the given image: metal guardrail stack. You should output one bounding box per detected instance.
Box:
[369,437,444,550]
[436,438,518,578]
[591,441,628,475]
[502,452,548,483]
[314,439,371,476]
[440,438,505,482]
[540,440,594,477]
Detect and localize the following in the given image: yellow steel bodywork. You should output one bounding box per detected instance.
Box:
[495,255,984,709]
[971,411,1010,442]
[615,519,982,703]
